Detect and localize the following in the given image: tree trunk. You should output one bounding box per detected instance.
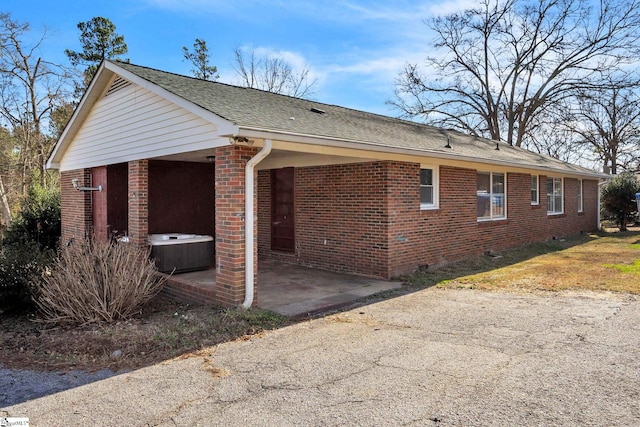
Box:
[0,175,11,228]
[619,212,628,232]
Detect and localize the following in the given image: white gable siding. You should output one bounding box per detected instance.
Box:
[59,83,222,171]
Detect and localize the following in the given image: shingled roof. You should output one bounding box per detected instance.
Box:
[111,62,600,176]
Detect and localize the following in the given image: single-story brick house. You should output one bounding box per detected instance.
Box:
[47,60,603,308]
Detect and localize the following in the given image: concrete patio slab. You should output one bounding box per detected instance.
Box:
[164,260,402,316]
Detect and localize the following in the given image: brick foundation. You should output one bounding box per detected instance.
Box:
[160,275,218,305]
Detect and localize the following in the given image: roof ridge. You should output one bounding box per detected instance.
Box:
[108,61,600,176]
[113,60,326,105]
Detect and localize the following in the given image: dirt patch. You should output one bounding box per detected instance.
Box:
[0,298,290,373]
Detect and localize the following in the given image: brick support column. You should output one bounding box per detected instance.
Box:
[215,145,259,306]
[128,159,149,246]
[60,169,92,245]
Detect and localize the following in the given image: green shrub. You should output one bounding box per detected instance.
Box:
[34,240,167,325]
[0,185,60,313]
[601,172,640,231]
[0,242,53,312]
[3,184,61,251]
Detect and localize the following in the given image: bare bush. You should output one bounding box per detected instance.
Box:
[34,240,167,325]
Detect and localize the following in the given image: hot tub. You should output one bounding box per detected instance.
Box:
[148,233,214,273]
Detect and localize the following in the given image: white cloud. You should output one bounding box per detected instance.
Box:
[427,0,478,16]
[224,45,326,89]
[137,0,468,111]
[327,55,408,77]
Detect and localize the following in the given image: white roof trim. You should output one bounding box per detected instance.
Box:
[46,61,238,170]
[47,62,111,169]
[238,126,606,179]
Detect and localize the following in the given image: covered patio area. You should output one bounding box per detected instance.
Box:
[161,260,402,317]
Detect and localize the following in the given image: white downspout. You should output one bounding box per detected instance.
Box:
[597,178,608,231]
[242,139,272,309]
[597,182,602,231]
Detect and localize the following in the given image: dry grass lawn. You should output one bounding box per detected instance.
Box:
[436,231,640,294]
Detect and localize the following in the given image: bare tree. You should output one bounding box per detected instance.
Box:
[391,0,640,149]
[0,13,69,223]
[562,76,640,174]
[49,100,76,139]
[232,47,316,98]
[0,127,14,227]
[183,38,218,81]
[527,116,591,165]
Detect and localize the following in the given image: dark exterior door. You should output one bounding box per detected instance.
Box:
[91,166,108,242]
[271,167,295,252]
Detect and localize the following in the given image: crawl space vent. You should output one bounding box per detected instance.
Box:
[105,77,132,97]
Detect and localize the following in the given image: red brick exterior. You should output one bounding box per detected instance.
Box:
[60,156,599,306]
[386,167,597,277]
[128,160,149,246]
[60,169,92,245]
[215,145,259,306]
[259,162,599,279]
[258,163,390,277]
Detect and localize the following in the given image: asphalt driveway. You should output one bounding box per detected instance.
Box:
[3,288,640,426]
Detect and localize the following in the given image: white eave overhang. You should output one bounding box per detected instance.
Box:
[236,126,606,180]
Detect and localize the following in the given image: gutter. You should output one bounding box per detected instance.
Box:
[242,139,272,309]
[238,127,607,180]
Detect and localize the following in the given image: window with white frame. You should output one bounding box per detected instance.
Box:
[577,179,583,212]
[547,177,563,214]
[531,175,539,205]
[477,172,506,220]
[420,167,438,209]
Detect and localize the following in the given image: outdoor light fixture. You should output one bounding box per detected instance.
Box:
[229,136,253,145]
[71,178,102,192]
[445,136,452,149]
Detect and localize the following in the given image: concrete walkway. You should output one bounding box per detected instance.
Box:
[3,288,640,426]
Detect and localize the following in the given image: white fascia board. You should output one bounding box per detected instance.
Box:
[103,62,238,137]
[238,127,606,180]
[59,136,231,171]
[47,61,113,170]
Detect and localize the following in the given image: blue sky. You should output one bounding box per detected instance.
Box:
[7,0,472,116]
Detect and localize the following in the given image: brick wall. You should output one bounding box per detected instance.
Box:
[258,162,599,279]
[258,162,390,277]
[387,164,479,277]
[128,160,149,246]
[388,168,598,277]
[215,145,259,306]
[60,169,92,245]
